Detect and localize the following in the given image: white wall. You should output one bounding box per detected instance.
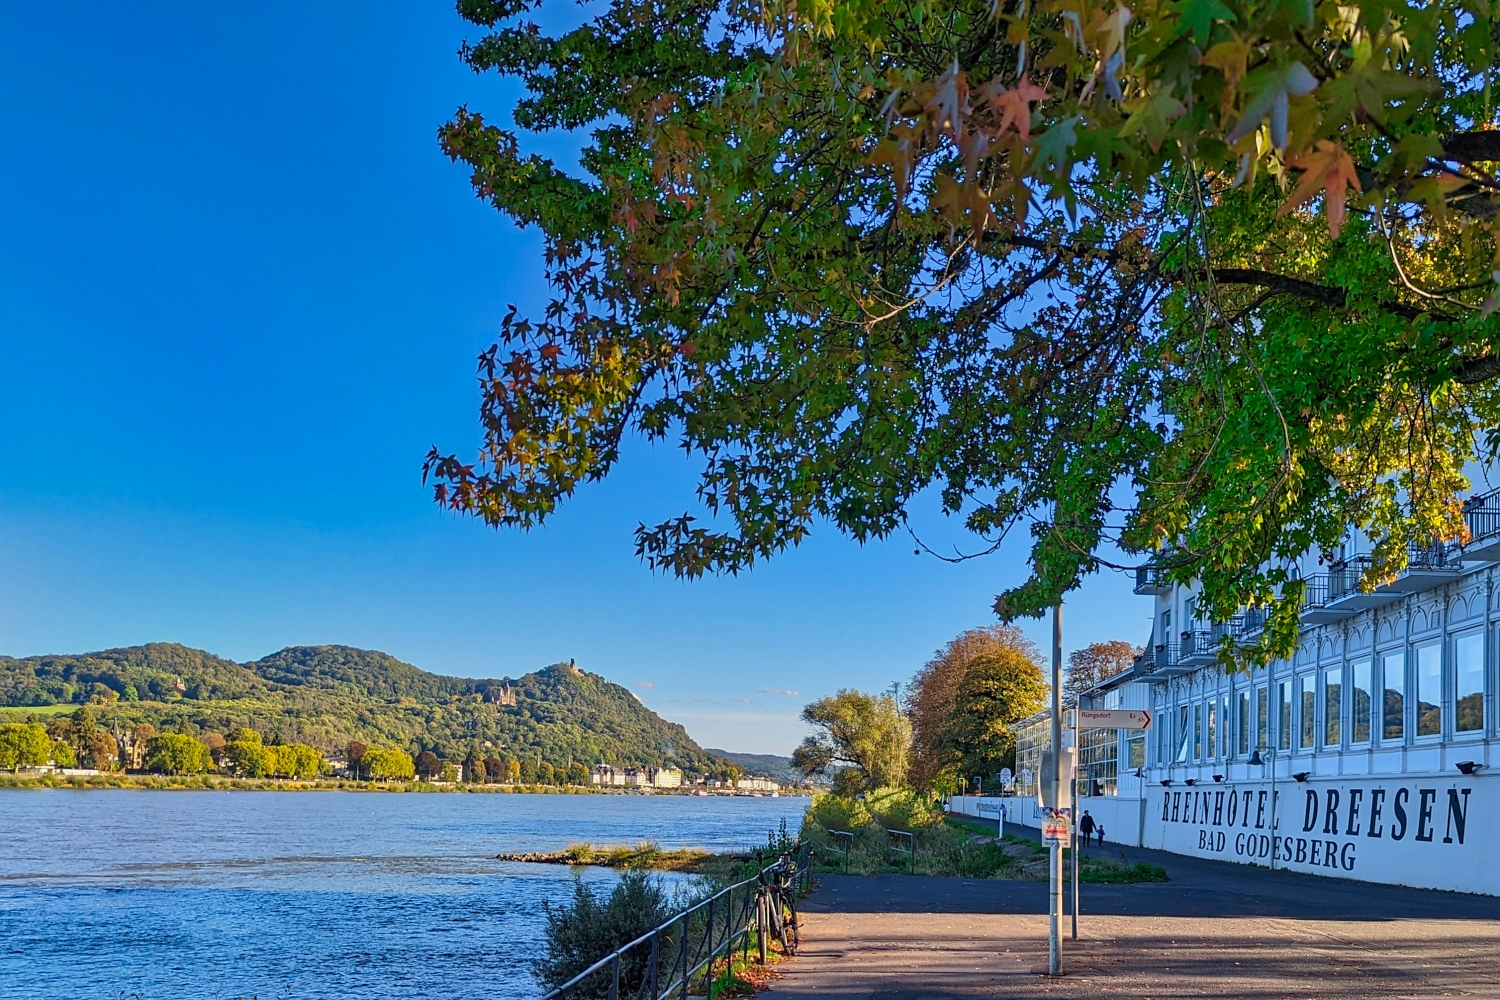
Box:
[947,794,1148,847]
[1146,775,1497,895]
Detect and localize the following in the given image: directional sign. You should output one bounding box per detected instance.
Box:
[1074,708,1152,730]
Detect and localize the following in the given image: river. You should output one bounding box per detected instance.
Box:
[0,789,809,1000]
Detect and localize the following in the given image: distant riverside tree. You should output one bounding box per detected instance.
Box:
[520,758,539,784]
[267,744,323,780]
[84,731,119,771]
[224,730,271,777]
[505,759,522,784]
[539,761,556,785]
[468,757,488,783]
[567,762,589,786]
[906,626,1042,791]
[792,690,910,795]
[361,748,416,781]
[415,751,441,779]
[347,741,368,778]
[1064,642,1141,707]
[198,732,227,768]
[128,723,156,769]
[144,733,212,775]
[946,651,1049,780]
[50,740,77,768]
[484,756,504,784]
[0,723,52,772]
[440,761,460,782]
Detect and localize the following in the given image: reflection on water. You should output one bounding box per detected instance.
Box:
[0,790,808,1000]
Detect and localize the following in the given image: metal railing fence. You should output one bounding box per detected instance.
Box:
[539,844,810,1000]
[887,829,915,874]
[822,829,853,874]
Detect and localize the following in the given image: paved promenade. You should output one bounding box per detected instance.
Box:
[769,834,1500,999]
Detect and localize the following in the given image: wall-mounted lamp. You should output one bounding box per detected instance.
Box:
[1456,761,1484,776]
[1184,778,1197,786]
[1132,768,1144,778]
[1292,771,1311,783]
[1212,774,1224,783]
[1247,749,1265,766]
[1159,779,1173,786]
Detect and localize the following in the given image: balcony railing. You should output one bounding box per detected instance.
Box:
[1465,488,1500,561]
[1133,564,1170,596]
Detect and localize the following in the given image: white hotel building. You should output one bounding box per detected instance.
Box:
[952,487,1500,896]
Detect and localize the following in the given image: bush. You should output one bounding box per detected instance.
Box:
[535,871,679,998]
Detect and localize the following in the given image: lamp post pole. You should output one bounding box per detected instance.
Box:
[1048,600,1063,976]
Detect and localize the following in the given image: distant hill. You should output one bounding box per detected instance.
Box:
[0,643,727,772]
[706,749,808,786]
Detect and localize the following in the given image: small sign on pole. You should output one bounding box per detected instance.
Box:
[1042,811,1070,844]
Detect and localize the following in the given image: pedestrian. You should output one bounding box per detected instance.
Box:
[1078,810,1096,848]
[1096,823,1106,845]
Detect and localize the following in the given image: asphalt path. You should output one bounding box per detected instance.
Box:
[765,828,1500,1000]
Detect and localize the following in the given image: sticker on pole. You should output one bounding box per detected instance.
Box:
[1075,709,1153,730]
[1042,813,1070,844]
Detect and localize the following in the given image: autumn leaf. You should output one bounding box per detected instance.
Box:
[981,77,1049,141]
[1278,140,1362,237]
[867,135,916,203]
[924,59,971,142]
[1225,60,1320,151]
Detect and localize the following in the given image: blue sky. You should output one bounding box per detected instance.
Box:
[0,4,1148,754]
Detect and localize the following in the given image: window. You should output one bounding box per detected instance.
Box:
[1185,597,1197,624]
[1277,680,1291,751]
[1298,676,1315,749]
[1237,691,1251,754]
[1256,686,1268,749]
[1161,609,1172,639]
[1456,632,1484,734]
[1175,706,1190,762]
[1127,731,1146,769]
[1417,643,1442,737]
[1351,660,1371,744]
[1192,703,1203,760]
[1381,651,1405,742]
[1221,695,1230,756]
[1207,699,1218,758]
[1323,669,1342,747]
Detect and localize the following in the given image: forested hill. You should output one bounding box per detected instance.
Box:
[0,643,725,772]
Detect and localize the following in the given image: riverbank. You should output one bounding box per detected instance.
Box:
[0,772,807,795]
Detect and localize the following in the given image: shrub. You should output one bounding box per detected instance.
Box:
[535,871,679,998]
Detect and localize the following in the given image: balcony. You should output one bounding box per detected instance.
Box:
[1323,556,1388,612]
[1179,620,1239,666]
[1133,563,1170,596]
[1370,541,1462,595]
[1464,488,1500,562]
[1237,606,1268,638]
[1298,574,1356,625]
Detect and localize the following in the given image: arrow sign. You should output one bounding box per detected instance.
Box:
[1074,708,1152,730]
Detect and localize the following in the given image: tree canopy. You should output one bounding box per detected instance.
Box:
[1063,639,1140,704]
[906,624,1044,787]
[792,689,911,792]
[432,0,1500,660]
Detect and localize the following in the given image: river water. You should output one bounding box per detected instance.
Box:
[0,789,809,1000]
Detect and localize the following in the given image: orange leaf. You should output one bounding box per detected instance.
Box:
[1278,140,1362,238]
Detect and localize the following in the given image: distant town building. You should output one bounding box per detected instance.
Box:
[590,763,684,788]
[735,776,780,792]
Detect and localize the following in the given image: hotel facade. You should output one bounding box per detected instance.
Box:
[952,487,1500,896]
